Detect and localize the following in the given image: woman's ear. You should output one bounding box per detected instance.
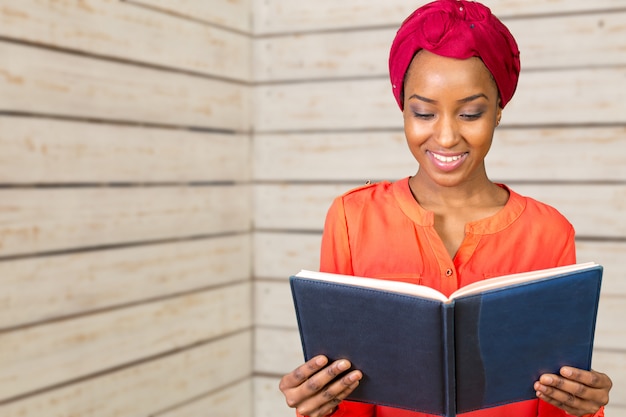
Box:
[495,103,502,126]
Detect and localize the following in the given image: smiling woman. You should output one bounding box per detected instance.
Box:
[277,1,613,417]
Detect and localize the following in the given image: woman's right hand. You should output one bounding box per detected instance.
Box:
[279,355,363,417]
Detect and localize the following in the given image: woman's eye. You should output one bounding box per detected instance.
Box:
[460,112,483,120]
[413,112,434,120]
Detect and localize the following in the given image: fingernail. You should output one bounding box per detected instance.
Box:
[338,360,350,371]
[315,356,327,366]
[561,367,573,377]
[348,372,360,382]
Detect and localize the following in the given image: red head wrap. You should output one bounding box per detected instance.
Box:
[389,0,521,110]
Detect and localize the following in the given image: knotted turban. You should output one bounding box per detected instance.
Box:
[389,0,521,110]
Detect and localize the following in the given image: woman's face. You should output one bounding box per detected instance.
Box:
[403,50,502,189]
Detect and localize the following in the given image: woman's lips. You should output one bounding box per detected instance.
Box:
[428,151,468,172]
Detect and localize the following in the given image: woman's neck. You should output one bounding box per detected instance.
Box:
[408,170,507,211]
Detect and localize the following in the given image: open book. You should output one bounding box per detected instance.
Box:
[290,263,603,417]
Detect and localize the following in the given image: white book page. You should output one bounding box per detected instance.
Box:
[296,262,598,304]
[449,262,598,300]
[295,270,449,303]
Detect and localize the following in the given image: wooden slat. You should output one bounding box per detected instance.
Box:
[254,232,321,279]
[255,281,296,328]
[253,183,346,231]
[595,296,626,350]
[592,350,626,407]
[577,241,626,296]
[254,376,294,417]
[0,117,250,183]
[513,184,626,239]
[0,332,252,417]
[253,127,626,182]
[0,283,251,402]
[0,42,249,131]
[0,185,251,257]
[253,28,394,82]
[254,183,626,238]
[128,0,251,33]
[0,234,251,330]
[253,0,625,34]
[254,328,303,375]
[255,68,626,131]
[0,0,250,80]
[254,12,626,82]
[154,379,252,417]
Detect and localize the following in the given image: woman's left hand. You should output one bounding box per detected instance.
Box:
[535,367,612,416]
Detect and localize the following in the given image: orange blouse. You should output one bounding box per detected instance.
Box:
[308,177,602,417]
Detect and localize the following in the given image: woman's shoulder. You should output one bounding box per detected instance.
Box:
[337,179,397,205]
[508,186,573,228]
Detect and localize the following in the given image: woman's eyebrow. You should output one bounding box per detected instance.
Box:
[458,93,489,103]
[407,93,489,104]
[407,94,436,104]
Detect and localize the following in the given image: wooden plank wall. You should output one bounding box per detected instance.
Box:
[251,1,626,416]
[0,1,253,417]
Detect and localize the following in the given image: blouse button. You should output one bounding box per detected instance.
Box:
[446,269,453,277]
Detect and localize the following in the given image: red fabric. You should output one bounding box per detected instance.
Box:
[295,178,604,417]
[389,0,520,110]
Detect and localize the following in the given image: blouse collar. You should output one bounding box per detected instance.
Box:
[392,177,526,234]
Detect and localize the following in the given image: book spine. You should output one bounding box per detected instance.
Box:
[443,302,457,417]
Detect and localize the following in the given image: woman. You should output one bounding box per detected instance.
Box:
[279,1,612,416]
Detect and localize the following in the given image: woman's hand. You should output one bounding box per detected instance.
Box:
[535,367,612,416]
[279,355,363,417]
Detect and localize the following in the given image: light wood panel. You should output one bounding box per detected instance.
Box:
[254,12,626,82]
[513,184,626,239]
[155,379,252,417]
[0,0,250,80]
[255,68,626,131]
[0,331,252,417]
[253,183,346,231]
[577,241,626,296]
[254,127,626,182]
[0,185,250,257]
[254,376,294,417]
[592,350,626,407]
[595,296,626,350]
[128,0,251,33]
[252,0,625,34]
[255,281,296,328]
[254,328,303,375]
[0,42,249,131]
[254,183,626,238]
[0,117,250,183]
[0,283,251,402]
[254,232,321,279]
[0,234,251,330]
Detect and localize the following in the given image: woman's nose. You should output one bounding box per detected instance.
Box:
[434,116,460,148]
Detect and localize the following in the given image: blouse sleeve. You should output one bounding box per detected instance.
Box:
[554,225,577,266]
[320,196,354,275]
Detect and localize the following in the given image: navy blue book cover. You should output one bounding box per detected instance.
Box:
[290,264,602,417]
